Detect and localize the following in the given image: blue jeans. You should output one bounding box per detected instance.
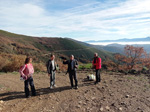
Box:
[24,77,36,97]
[50,71,55,86]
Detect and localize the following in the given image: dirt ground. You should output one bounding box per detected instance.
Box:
[0,71,150,112]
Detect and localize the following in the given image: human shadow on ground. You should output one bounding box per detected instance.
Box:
[0,91,25,101]
[0,78,95,101]
[36,79,95,96]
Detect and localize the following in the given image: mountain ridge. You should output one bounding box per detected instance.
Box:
[85,37,150,43]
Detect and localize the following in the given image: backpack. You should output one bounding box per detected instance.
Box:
[19,64,27,81]
[87,74,96,81]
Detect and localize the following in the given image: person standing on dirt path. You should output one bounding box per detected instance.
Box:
[63,55,79,89]
[47,54,57,89]
[20,57,36,98]
[92,53,102,84]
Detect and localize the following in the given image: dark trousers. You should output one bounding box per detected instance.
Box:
[69,70,78,87]
[96,69,101,82]
[24,77,36,97]
[50,71,55,86]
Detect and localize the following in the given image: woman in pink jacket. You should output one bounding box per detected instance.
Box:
[20,57,36,98]
[92,53,101,84]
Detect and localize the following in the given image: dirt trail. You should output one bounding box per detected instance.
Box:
[0,72,150,112]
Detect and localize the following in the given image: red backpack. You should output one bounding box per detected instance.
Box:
[19,64,27,80]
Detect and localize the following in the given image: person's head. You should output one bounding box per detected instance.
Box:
[70,55,74,60]
[94,53,98,57]
[25,57,32,64]
[50,54,55,60]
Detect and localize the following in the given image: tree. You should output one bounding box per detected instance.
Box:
[141,52,150,69]
[124,45,145,70]
[115,45,146,73]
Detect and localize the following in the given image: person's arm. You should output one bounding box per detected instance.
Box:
[63,60,68,64]
[75,60,78,68]
[98,58,101,68]
[54,61,57,71]
[47,60,52,75]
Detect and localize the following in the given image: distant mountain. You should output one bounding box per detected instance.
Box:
[86,37,150,43]
[94,44,150,54]
[0,30,114,63]
[77,42,125,54]
[80,40,150,54]
[69,39,125,54]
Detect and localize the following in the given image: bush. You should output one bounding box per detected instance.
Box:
[102,60,117,71]
[0,55,9,71]
[33,63,46,72]
[0,54,26,72]
[142,67,149,74]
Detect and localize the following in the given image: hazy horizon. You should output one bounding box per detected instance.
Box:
[89,42,150,46]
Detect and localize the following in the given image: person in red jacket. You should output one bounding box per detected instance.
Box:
[92,53,101,84]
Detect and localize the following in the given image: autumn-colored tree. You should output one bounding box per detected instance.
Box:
[124,45,145,70]
[114,54,128,72]
[141,52,150,69]
[115,45,146,73]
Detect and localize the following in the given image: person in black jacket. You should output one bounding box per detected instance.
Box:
[63,55,78,89]
[47,54,56,89]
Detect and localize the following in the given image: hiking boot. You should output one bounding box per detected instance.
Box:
[32,94,36,96]
[53,85,57,88]
[26,96,31,98]
[94,82,98,85]
[75,86,78,89]
[50,86,53,89]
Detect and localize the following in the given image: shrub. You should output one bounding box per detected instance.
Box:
[33,62,46,72]
[0,55,9,71]
[102,60,117,71]
[0,54,26,72]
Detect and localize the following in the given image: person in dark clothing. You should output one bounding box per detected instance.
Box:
[63,55,78,89]
[92,53,102,84]
[47,54,57,89]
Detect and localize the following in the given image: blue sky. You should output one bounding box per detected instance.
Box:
[0,0,150,41]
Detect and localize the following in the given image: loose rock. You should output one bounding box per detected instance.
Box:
[100,107,104,111]
[106,106,110,110]
[0,100,4,104]
[125,95,130,98]
[119,107,123,111]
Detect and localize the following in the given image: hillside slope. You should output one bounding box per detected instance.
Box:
[0,30,114,63]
